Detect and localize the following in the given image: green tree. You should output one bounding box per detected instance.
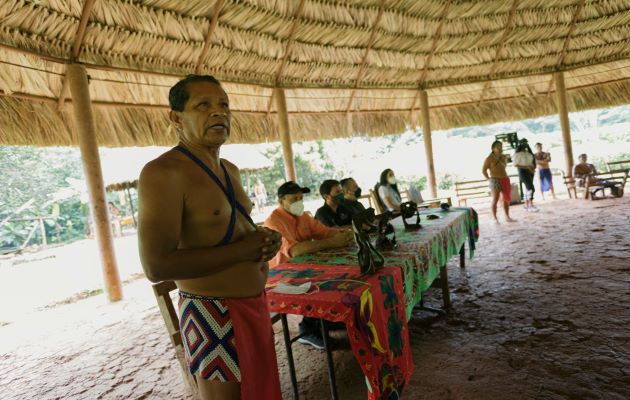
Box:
[0,146,87,249]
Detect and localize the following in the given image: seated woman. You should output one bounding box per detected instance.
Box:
[377,168,402,212]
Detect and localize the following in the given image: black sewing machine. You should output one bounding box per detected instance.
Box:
[400,201,422,230]
[351,208,395,274]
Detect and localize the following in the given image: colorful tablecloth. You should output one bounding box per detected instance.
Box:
[290,207,479,320]
[266,264,413,400]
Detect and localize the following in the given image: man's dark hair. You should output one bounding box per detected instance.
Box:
[169,75,222,111]
[491,140,502,150]
[339,178,353,189]
[535,142,542,147]
[319,179,340,198]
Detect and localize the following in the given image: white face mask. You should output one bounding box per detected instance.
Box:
[387,177,397,185]
[287,200,305,216]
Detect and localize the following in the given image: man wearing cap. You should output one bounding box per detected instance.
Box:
[264,181,353,348]
[315,179,353,227]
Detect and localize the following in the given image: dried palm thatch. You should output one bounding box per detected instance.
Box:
[105,180,137,192]
[0,0,629,146]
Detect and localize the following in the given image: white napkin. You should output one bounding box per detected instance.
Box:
[272,281,312,295]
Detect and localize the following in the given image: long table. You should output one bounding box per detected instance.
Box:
[288,207,479,320]
[267,264,412,400]
[266,208,479,399]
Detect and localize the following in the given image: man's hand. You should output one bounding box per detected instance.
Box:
[241,227,282,262]
[328,230,354,248]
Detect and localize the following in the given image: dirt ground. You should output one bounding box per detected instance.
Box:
[1,197,629,399]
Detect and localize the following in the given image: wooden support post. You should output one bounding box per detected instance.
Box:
[66,63,122,302]
[419,90,438,198]
[275,88,297,182]
[39,217,47,247]
[554,71,575,178]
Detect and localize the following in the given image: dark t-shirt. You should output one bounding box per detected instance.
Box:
[343,199,366,216]
[315,202,353,227]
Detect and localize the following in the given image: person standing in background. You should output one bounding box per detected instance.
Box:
[534,143,556,200]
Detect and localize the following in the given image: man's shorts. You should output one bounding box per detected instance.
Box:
[178,291,281,399]
[489,177,511,202]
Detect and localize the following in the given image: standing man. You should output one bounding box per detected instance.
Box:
[315,179,353,227]
[534,143,556,200]
[340,177,366,216]
[138,75,282,400]
[482,140,516,224]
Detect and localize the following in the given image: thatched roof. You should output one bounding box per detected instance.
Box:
[1,0,629,146]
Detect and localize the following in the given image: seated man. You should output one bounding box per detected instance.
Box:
[573,153,615,199]
[340,177,366,216]
[315,179,353,227]
[265,181,353,349]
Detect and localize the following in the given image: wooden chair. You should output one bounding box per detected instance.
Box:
[561,171,578,199]
[368,189,386,214]
[152,281,284,399]
[153,281,200,398]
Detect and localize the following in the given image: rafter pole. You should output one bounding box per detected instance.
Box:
[554,71,575,178]
[57,0,97,110]
[67,63,122,302]
[275,88,296,181]
[408,1,451,120]
[546,0,587,94]
[478,0,519,103]
[344,0,387,116]
[266,0,307,116]
[419,90,437,198]
[195,0,226,74]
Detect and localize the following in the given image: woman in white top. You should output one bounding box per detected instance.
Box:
[513,140,539,212]
[377,169,402,212]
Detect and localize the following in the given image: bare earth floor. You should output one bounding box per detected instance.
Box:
[1,197,629,399]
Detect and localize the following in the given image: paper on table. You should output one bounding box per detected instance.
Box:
[272,281,312,295]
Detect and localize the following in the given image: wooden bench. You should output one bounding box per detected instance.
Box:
[563,170,628,199]
[606,160,630,172]
[455,176,520,206]
[152,281,287,399]
[454,179,491,206]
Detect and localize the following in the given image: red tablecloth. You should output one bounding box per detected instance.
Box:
[266,264,413,400]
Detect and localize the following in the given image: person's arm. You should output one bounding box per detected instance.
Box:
[137,160,279,283]
[482,157,490,179]
[289,230,353,258]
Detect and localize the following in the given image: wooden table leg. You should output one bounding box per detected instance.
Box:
[281,314,299,400]
[320,319,339,400]
[440,264,451,309]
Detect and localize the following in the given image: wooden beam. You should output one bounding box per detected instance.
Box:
[419,90,437,198]
[478,0,519,103]
[58,0,97,110]
[344,0,387,114]
[554,71,575,178]
[66,63,122,302]
[546,0,587,94]
[194,0,226,75]
[408,1,452,119]
[265,0,307,116]
[275,88,296,181]
[4,73,630,114]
